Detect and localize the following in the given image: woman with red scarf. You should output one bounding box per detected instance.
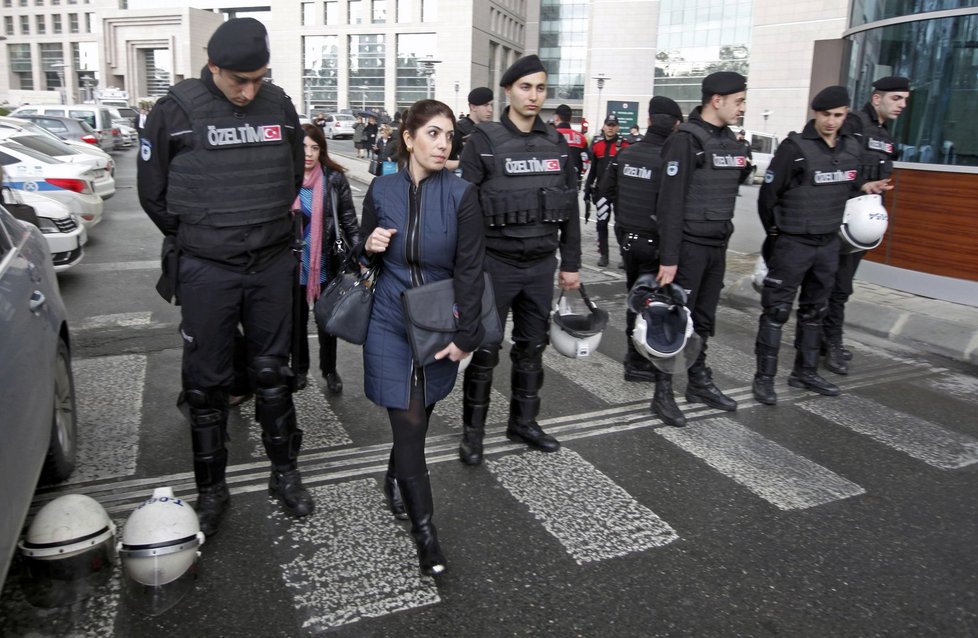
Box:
[293,123,361,393]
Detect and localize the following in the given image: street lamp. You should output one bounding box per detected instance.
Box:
[454,80,460,114]
[417,57,442,100]
[592,74,611,124]
[762,109,772,132]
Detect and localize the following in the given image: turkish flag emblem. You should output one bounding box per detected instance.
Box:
[261,125,282,141]
[544,159,560,171]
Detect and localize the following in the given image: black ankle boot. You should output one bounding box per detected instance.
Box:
[397,473,446,577]
[686,366,737,411]
[624,338,656,382]
[458,424,485,465]
[325,371,343,393]
[788,369,840,396]
[752,375,777,405]
[196,482,230,537]
[383,450,407,520]
[651,374,685,427]
[823,339,849,375]
[269,469,315,516]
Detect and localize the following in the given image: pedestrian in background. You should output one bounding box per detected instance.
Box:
[359,99,487,576]
[457,54,581,465]
[752,86,892,406]
[656,71,751,415]
[353,115,366,158]
[374,124,397,162]
[292,123,360,394]
[137,18,313,536]
[364,116,379,160]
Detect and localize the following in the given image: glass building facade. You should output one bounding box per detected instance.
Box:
[304,35,340,113]
[349,34,386,112]
[539,0,588,102]
[844,8,978,167]
[654,0,752,115]
[396,33,437,110]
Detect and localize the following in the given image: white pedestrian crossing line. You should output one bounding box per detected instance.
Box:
[487,449,679,564]
[543,345,642,405]
[798,395,978,470]
[926,372,978,407]
[657,417,866,510]
[271,479,439,631]
[245,385,353,457]
[69,354,146,484]
[76,311,154,331]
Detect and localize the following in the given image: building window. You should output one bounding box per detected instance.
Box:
[9,43,33,90]
[3,0,13,8]
[349,34,385,112]
[85,11,92,33]
[349,0,363,25]
[19,14,29,34]
[52,13,61,33]
[35,13,45,33]
[324,1,338,25]
[421,0,436,22]
[40,42,65,90]
[397,0,412,22]
[303,35,340,113]
[396,33,436,109]
[19,0,27,6]
[4,15,13,35]
[301,2,314,26]
[372,0,387,23]
[68,12,78,33]
[35,0,43,5]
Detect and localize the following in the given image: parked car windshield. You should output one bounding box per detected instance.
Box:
[67,110,97,128]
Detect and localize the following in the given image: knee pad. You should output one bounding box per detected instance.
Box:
[762,303,792,326]
[184,387,226,410]
[797,303,828,324]
[510,341,546,368]
[469,346,500,372]
[250,356,290,389]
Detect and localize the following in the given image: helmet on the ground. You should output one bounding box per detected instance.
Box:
[839,194,888,253]
[18,494,117,608]
[752,255,768,294]
[550,284,609,358]
[118,487,204,616]
[629,274,694,359]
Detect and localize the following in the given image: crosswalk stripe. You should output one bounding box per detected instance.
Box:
[487,449,679,564]
[242,384,354,458]
[68,354,146,484]
[271,479,439,630]
[656,417,866,510]
[542,345,640,405]
[797,395,978,470]
[76,311,154,331]
[926,372,978,406]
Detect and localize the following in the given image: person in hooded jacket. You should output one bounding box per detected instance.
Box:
[358,99,486,577]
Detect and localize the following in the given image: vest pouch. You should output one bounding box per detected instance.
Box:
[539,187,576,223]
[479,187,540,227]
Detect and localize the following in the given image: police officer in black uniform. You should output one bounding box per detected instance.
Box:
[584,115,629,267]
[447,87,494,172]
[457,55,582,465]
[824,76,909,374]
[595,96,686,426]
[656,72,750,413]
[752,86,893,405]
[137,18,313,536]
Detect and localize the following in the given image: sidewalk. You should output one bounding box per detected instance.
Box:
[334,150,978,368]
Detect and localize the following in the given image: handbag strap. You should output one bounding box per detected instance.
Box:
[324,167,347,251]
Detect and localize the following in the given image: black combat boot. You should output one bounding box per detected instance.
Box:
[823,336,849,375]
[397,473,446,576]
[383,449,407,520]
[188,389,231,536]
[651,371,685,427]
[258,383,315,516]
[686,366,737,411]
[753,318,781,406]
[597,252,609,267]
[459,353,494,465]
[624,338,656,382]
[507,355,560,452]
[789,323,840,396]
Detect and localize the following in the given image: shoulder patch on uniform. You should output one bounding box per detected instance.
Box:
[666,161,679,177]
[140,138,152,161]
[764,170,774,183]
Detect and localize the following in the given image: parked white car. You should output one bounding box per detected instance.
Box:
[0,141,104,228]
[0,116,116,180]
[323,113,357,140]
[2,189,87,272]
[0,129,115,200]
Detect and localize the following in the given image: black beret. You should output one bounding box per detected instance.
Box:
[811,85,850,110]
[872,76,910,92]
[207,18,270,72]
[467,87,493,106]
[500,54,547,87]
[649,95,683,120]
[702,71,747,99]
[555,104,572,119]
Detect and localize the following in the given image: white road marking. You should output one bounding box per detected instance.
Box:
[271,479,439,631]
[69,354,146,483]
[798,394,978,470]
[543,345,643,405]
[73,260,159,273]
[77,311,154,331]
[657,417,866,510]
[926,372,978,407]
[487,449,679,564]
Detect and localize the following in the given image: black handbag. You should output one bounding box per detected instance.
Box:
[368,159,382,176]
[401,272,502,366]
[314,267,378,345]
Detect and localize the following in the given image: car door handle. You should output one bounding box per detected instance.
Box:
[30,290,46,312]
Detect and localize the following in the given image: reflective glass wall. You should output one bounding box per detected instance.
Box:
[849,0,975,27]
[304,35,340,114]
[539,0,587,102]
[845,11,978,166]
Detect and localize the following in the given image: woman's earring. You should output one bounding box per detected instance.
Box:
[406,145,413,152]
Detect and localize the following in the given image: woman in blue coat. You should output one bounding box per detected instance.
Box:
[360,100,486,576]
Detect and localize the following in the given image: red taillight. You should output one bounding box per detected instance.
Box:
[112,128,120,135]
[81,134,98,144]
[47,178,89,193]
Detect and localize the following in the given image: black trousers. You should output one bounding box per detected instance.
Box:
[761,235,839,319]
[824,249,864,340]
[178,251,294,391]
[621,229,660,335]
[484,252,557,349]
[295,285,338,376]
[674,241,727,341]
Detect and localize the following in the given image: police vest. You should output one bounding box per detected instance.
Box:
[165,79,296,228]
[473,122,577,238]
[614,140,664,234]
[855,109,895,180]
[776,132,861,235]
[678,123,746,223]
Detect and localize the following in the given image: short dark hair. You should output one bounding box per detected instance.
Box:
[396,99,456,167]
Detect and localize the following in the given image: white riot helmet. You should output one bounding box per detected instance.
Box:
[752,255,768,294]
[550,284,609,358]
[118,487,204,616]
[628,275,694,359]
[18,494,117,608]
[839,194,888,253]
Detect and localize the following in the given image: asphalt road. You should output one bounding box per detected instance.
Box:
[2,147,977,637]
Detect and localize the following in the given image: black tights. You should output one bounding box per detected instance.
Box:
[388,397,435,480]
